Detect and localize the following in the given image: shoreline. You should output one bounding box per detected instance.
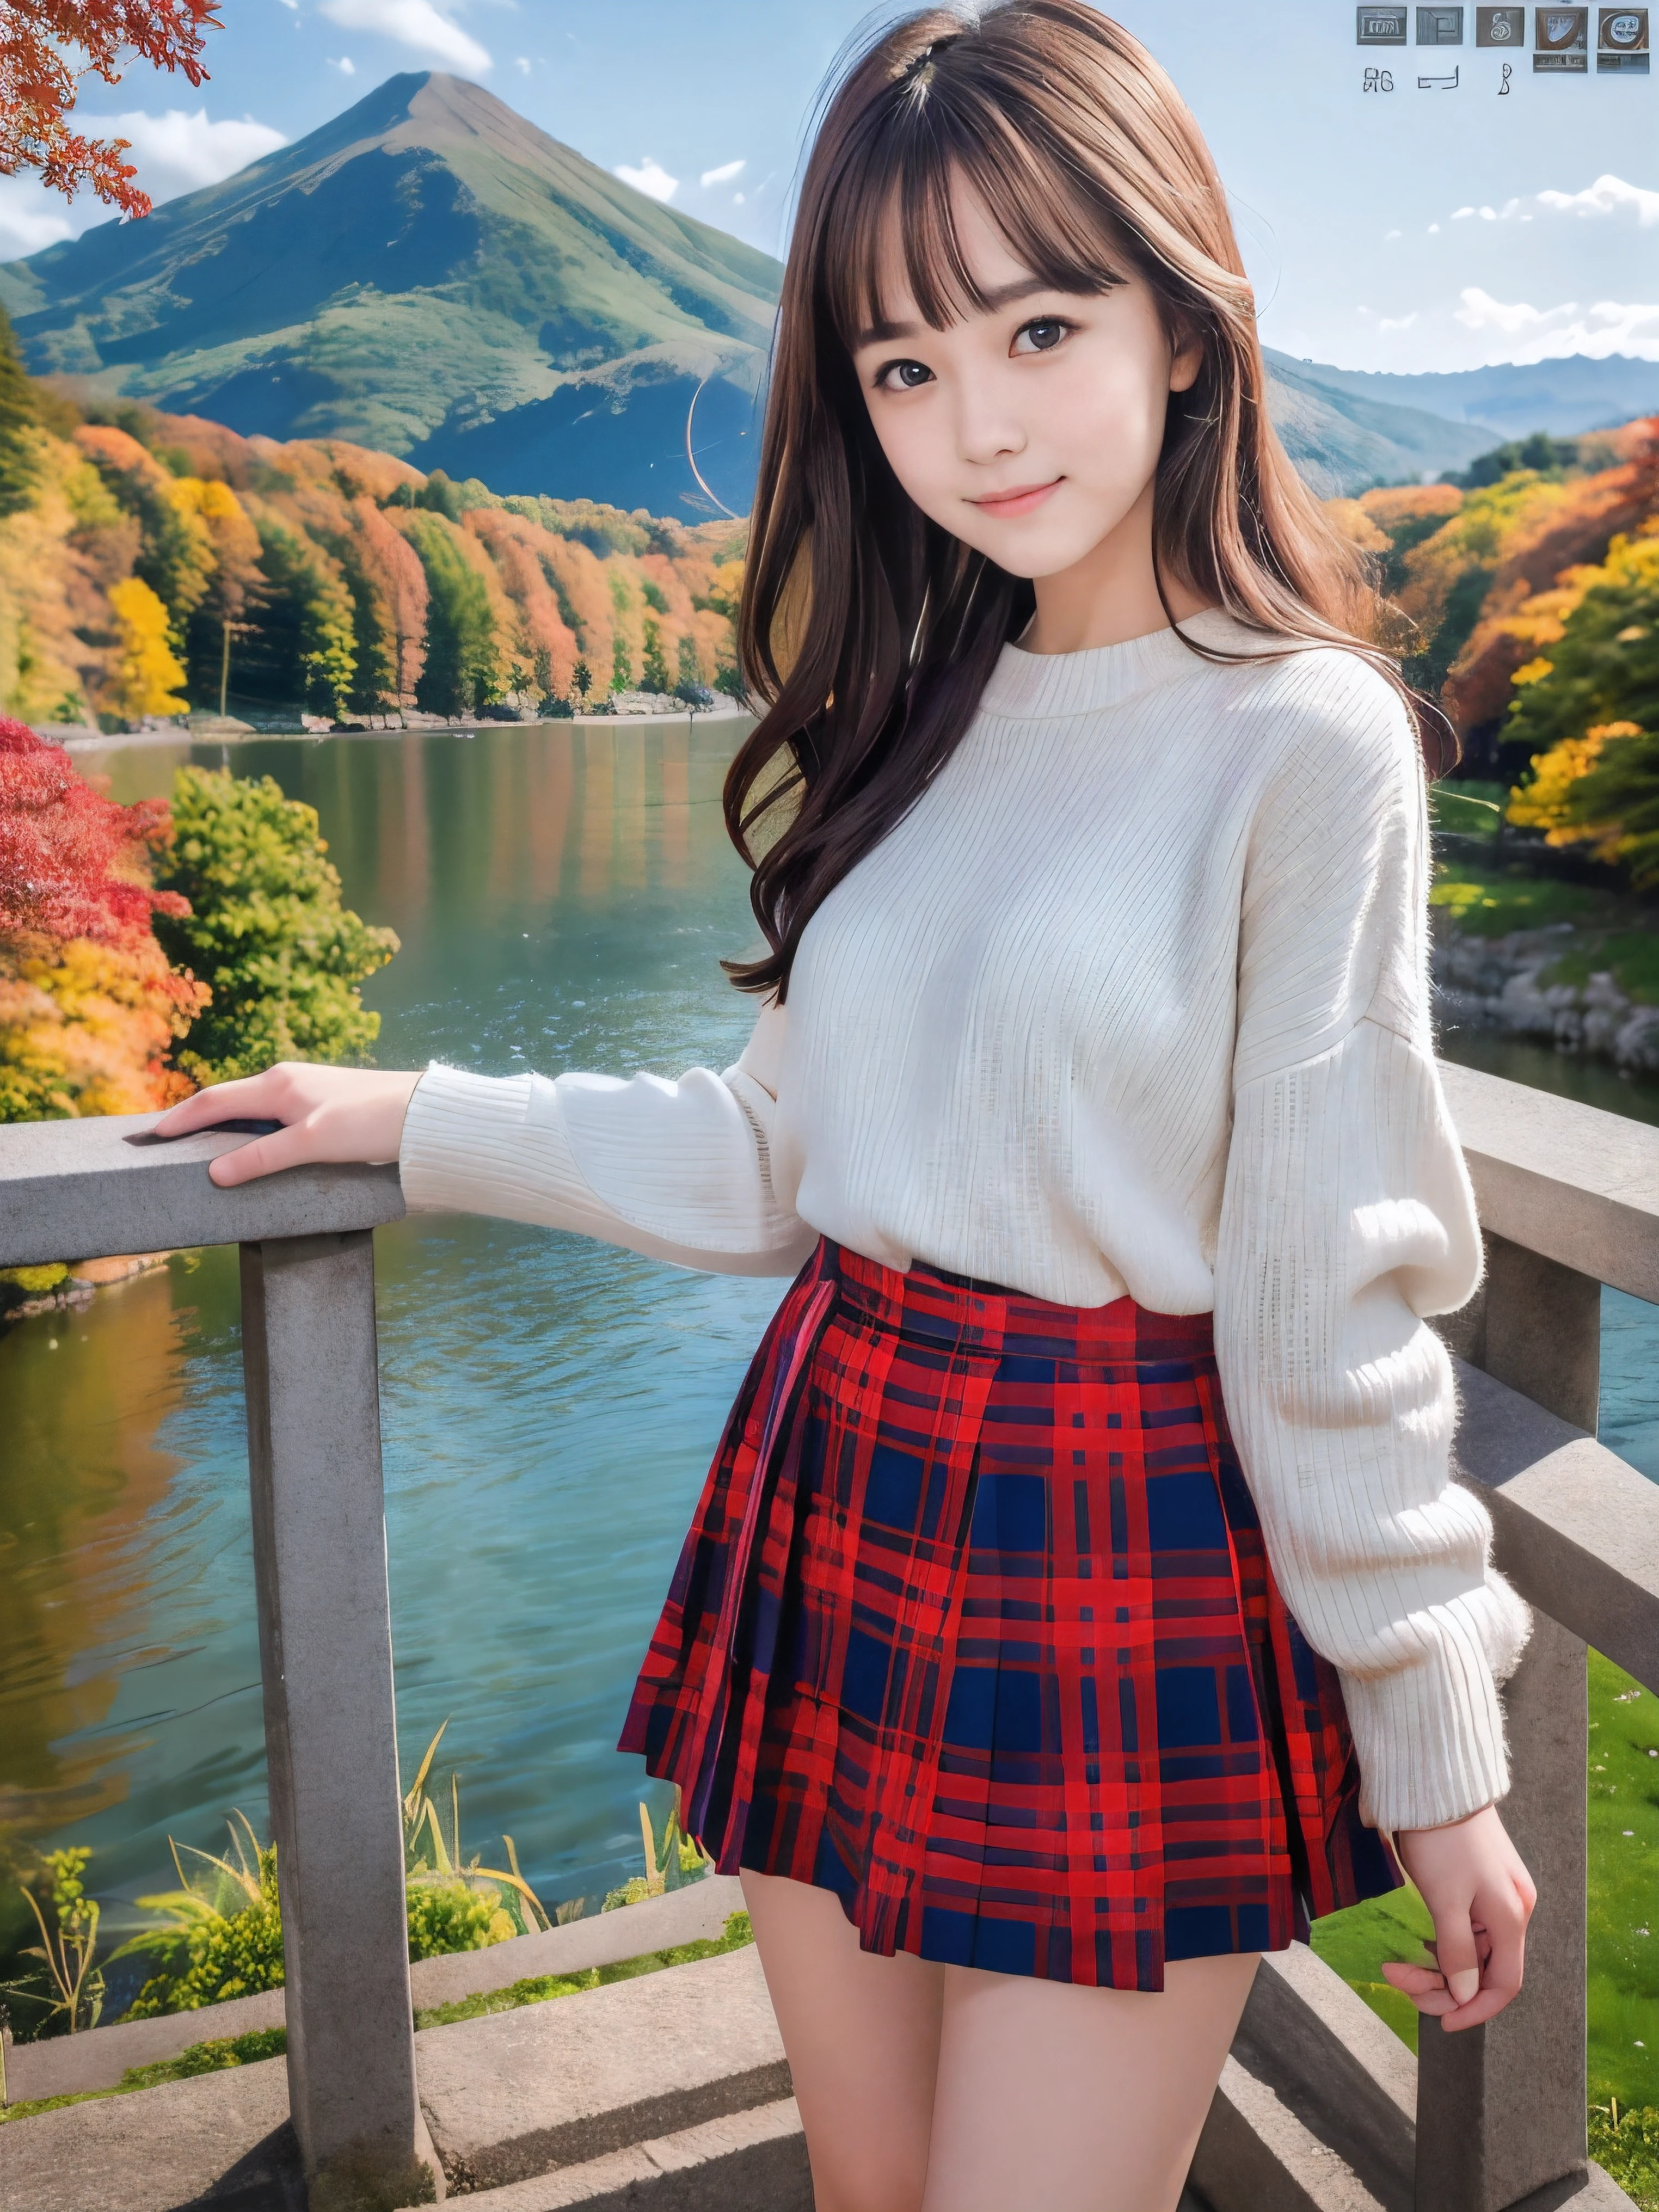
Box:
[61,704,752,755]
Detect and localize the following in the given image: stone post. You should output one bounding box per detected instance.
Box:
[242,1232,442,2208]
[1417,1232,1596,2210]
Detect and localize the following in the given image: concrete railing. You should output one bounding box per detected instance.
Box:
[1,1061,1656,2212]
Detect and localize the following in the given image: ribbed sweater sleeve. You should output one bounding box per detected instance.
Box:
[398,1001,816,1277]
[1213,665,1531,1834]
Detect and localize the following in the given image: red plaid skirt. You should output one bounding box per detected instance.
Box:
[619,1239,1399,1988]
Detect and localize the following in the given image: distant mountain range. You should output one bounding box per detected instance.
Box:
[0,71,1651,513]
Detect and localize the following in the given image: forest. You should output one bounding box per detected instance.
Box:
[0,308,744,731]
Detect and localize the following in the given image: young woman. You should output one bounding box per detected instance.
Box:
[157,7,1538,2207]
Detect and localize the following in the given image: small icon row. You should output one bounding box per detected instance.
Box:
[1357,7,1649,67]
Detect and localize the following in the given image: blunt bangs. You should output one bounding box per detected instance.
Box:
[818,58,1132,354]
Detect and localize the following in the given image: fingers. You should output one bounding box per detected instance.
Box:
[154,1070,286,1135]
[208,1122,315,1188]
[1378,1959,1459,2017]
[1431,1900,1483,2012]
[1438,1887,1529,2035]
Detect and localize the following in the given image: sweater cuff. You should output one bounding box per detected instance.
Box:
[1340,1619,1511,1834]
[398,1062,549,1216]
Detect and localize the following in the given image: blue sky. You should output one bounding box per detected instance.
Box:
[1,1,1655,373]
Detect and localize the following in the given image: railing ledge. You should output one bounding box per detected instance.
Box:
[0,1110,404,1269]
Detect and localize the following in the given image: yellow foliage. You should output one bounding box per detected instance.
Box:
[1511,656,1557,688]
[0,429,107,724]
[0,931,206,1121]
[1323,499,1390,554]
[1507,722,1644,863]
[108,575,188,717]
[704,558,744,620]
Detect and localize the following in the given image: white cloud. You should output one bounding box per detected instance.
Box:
[513,56,530,75]
[700,158,744,189]
[330,56,356,73]
[1453,285,1659,361]
[77,108,287,198]
[1383,228,1401,242]
[318,0,491,73]
[615,157,678,204]
[0,179,77,261]
[1534,174,1659,226]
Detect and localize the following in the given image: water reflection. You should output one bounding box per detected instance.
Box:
[7,717,781,1916]
[3,725,1656,1926]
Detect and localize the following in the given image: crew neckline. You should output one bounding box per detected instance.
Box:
[980,605,1281,721]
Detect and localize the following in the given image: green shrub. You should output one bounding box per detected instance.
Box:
[405,1881,513,1961]
[152,765,397,1082]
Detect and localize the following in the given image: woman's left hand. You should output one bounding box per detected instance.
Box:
[1382,1805,1537,2032]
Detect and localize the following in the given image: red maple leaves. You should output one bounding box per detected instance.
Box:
[0,716,186,945]
[0,2,222,219]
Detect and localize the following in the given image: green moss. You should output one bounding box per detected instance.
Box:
[0,2026,289,2124]
[0,2085,121,2123]
[0,1263,67,1295]
[413,1909,754,2030]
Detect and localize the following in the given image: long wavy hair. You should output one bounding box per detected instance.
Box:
[724,0,1434,1000]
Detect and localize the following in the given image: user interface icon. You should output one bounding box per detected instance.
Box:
[1357,5,1410,38]
[1535,5,1589,43]
[1599,7,1648,42]
[1418,4,1465,34]
[1476,5,1526,37]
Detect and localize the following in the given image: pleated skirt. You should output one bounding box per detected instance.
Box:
[619,1238,1399,1988]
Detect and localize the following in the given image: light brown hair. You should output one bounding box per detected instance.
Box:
[726,0,1436,999]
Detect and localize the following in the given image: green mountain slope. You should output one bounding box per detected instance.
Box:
[0,71,1555,509]
[0,72,782,515]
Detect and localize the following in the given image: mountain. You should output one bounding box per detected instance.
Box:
[0,72,1640,510]
[1263,351,1658,444]
[1260,355,1494,495]
[0,73,782,517]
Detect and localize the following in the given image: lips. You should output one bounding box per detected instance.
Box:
[970,478,1063,517]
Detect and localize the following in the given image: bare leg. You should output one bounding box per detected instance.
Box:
[741,1868,944,2212]
[921,1951,1260,2212]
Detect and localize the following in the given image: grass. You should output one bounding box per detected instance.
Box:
[0,1920,754,2124]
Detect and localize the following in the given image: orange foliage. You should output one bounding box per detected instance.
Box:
[0,1,220,218]
[1444,427,1659,737]
[464,509,579,695]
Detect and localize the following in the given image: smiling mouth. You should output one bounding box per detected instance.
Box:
[969,478,1064,517]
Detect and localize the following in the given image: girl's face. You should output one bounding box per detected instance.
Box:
[850,183,1201,583]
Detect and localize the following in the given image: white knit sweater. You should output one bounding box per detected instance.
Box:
[400,609,1530,1835]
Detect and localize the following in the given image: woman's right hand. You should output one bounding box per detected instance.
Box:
[152,1063,425,1188]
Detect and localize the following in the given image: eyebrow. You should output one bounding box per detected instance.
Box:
[854,275,1056,351]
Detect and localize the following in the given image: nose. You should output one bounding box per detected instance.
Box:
[953,378,1027,470]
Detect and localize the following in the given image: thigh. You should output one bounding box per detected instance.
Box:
[922,1950,1261,2212]
[741,1868,944,2212]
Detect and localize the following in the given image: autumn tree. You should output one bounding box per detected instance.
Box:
[398,511,497,714]
[0,716,206,1119]
[1,2,221,218]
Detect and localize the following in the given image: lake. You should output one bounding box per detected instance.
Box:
[2,720,1656,1947]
